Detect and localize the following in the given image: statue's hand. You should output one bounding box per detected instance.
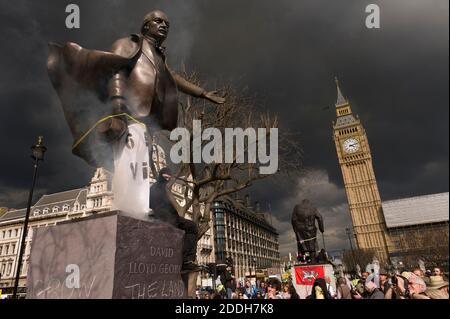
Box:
[97,117,128,142]
[203,90,226,104]
[97,98,128,142]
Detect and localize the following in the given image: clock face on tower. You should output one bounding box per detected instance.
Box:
[342,138,360,153]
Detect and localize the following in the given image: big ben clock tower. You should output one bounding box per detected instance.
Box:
[332,78,390,262]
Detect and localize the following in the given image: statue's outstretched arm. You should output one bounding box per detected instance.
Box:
[96,37,140,141]
[169,68,226,104]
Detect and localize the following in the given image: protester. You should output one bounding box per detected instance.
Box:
[433,267,443,276]
[350,279,366,299]
[365,281,384,299]
[215,283,224,298]
[266,278,284,299]
[281,283,291,299]
[244,280,256,299]
[288,284,301,299]
[401,272,430,299]
[432,267,447,280]
[337,277,352,299]
[316,249,329,264]
[223,266,234,299]
[235,281,245,295]
[413,268,430,285]
[307,278,332,299]
[379,268,392,298]
[325,276,337,299]
[238,291,247,299]
[424,276,449,299]
[254,291,264,299]
[258,281,267,296]
[390,274,409,299]
[212,292,222,299]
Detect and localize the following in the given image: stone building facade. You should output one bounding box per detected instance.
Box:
[212,195,280,280]
[382,192,449,268]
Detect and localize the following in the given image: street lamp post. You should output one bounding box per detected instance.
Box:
[12,136,47,299]
[346,227,356,271]
[252,257,257,278]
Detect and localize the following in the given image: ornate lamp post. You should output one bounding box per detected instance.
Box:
[346,227,356,271]
[12,136,47,299]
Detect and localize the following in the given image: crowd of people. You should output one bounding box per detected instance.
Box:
[330,266,449,300]
[196,277,300,299]
[195,266,449,300]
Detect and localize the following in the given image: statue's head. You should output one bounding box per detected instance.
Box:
[141,10,170,43]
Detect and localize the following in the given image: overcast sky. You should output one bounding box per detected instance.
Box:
[0,0,448,257]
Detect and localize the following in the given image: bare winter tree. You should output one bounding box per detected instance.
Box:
[343,248,379,272]
[149,68,303,241]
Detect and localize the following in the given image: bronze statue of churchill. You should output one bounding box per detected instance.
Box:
[48,10,225,171]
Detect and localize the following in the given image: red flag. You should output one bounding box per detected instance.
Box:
[295,265,325,285]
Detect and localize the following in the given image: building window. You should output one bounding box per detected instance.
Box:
[43,208,49,214]
[63,204,70,212]
[8,230,11,238]
[52,206,59,213]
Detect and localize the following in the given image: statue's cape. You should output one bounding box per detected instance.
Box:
[47,38,142,171]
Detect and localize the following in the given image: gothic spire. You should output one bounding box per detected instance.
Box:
[335,77,348,106]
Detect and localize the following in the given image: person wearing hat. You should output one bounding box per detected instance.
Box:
[150,167,199,272]
[425,276,449,299]
[365,281,385,299]
[413,268,430,285]
[379,268,392,298]
[401,271,430,299]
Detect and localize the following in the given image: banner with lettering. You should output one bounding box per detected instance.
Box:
[112,123,150,217]
[294,265,325,286]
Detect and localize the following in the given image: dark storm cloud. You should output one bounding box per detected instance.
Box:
[0,0,448,256]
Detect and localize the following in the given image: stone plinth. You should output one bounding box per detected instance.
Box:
[26,212,186,299]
